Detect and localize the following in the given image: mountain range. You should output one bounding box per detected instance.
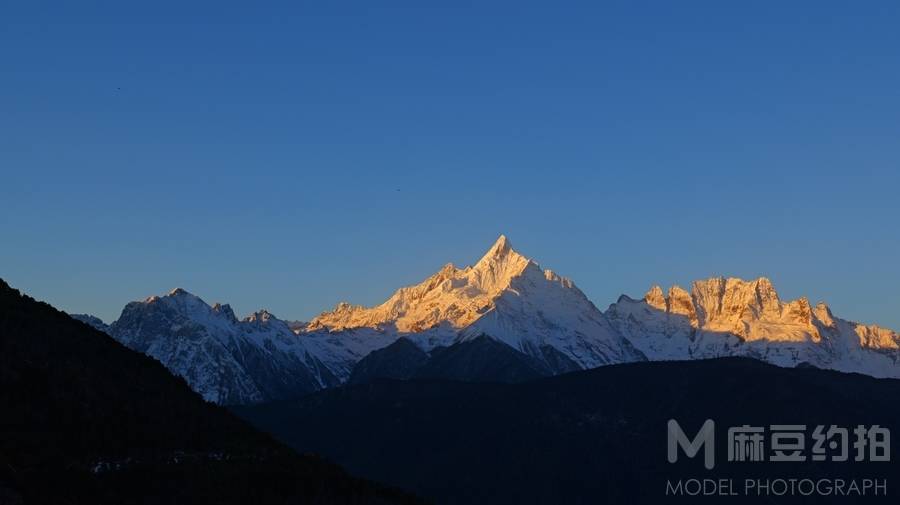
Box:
[73,235,900,404]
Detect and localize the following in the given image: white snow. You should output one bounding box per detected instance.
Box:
[79,235,900,403]
[606,277,900,377]
[304,235,641,370]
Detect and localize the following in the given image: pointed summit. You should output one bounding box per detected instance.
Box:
[644,285,666,310]
[212,302,238,323]
[478,234,513,263]
[310,234,532,334]
[471,235,532,292]
[246,309,276,323]
[814,302,835,326]
[161,287,206,307]
[474,234,530,274]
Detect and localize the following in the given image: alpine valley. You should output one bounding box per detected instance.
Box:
[74,235,900,405]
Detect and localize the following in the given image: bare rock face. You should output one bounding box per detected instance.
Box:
[667,285,697,322]
[607,276,900,377]
[644,285,666,310]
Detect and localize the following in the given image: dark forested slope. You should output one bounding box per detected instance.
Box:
[238,358,900,505]
[0,279,422,505]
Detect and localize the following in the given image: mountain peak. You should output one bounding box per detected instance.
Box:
[245,309,276,323]
[470,234,534,292]
[308,235,530,334]
[241,309,298,334]
[690,276,781,302]
[644,285,666,310]
[212,302,238,322]
[477,234,513,264]
[129,288,211,321]
[814,302,835,326]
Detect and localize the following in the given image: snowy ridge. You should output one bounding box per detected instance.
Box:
[101,288,340,404]
[308,235,530,333]
[606,277,900,377]
[74,235,900,404]
[307,235,642,370]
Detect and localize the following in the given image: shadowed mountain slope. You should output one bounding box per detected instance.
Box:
[236,358,900,505]
[0,279,423,505]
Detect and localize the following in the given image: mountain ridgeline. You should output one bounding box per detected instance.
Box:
[235,358,900,505]
[76,236,900,404]
[0,279,423,505]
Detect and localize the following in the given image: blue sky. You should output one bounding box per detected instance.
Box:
[2,1,899,328]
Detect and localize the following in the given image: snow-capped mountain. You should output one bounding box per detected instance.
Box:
[74,235,900,404]
[606,277,900,377]
[306,235,643,373]
[98,288,340,404]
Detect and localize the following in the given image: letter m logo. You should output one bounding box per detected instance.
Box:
[667,419,715,469]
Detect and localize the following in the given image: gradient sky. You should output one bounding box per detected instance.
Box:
[2,1,899,329]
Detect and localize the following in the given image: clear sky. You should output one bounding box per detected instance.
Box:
[2,1,899,329]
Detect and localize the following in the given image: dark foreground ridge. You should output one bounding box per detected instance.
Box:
[237,357,900,505]
[0,279,424,505]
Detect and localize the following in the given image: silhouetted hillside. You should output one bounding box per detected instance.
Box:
[349,337,430,384]
[413,335,550,382]
[0,279,424,505]
[237,358,900,505]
